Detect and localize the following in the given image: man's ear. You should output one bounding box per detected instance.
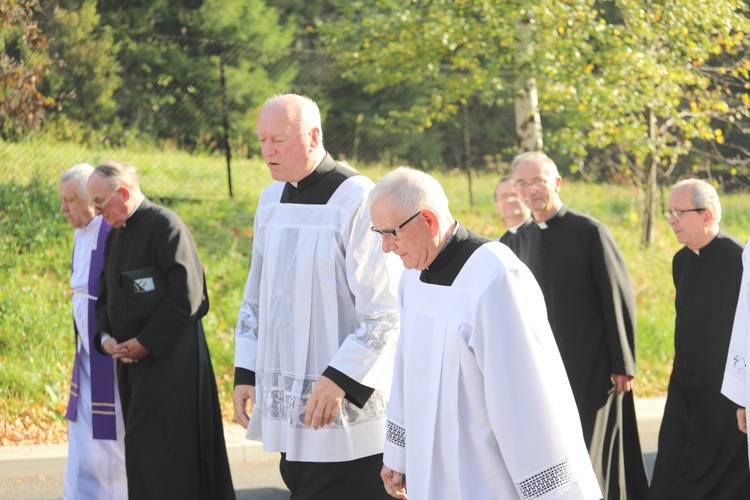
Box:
[309,127,322,149]
[119,186,132,202]
[703,208,714,227]
[420,209,441,237]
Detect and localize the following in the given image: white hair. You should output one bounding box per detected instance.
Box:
[511,151,560,178]
[369,166,450,219]
[672,178,722,224]
[59,163,95,198]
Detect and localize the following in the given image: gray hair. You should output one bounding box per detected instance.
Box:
[59,163,95,198]
[369,166,450,219]
[93,160,141,192]
[263,93,323,144]
[673,178,722,224]
[511,151,560,178]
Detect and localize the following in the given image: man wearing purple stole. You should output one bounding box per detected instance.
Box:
[59,164,127,499]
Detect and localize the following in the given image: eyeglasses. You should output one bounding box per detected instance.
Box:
[370,211,421,240]
[514,178,548,190]
[93,190,118,212]
[663,208,705,220]
[496,193,519,201]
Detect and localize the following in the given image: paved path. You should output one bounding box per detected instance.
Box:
[0,398,666,499]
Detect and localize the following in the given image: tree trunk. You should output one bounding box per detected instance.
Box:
[514,15,543,152]
[219,51,233,198]
[641,108,658,246]
[462,102,474,208]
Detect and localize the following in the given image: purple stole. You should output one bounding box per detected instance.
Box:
[64,220,117,440]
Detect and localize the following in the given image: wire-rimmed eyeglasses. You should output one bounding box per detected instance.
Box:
[93,190,118,212]
[514,178,548,190]
[663,208,705,220]
[370,211,421,240]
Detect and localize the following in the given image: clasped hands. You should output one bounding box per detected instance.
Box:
[103,337,149,363]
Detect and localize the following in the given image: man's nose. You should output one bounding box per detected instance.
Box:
[381,237,394,253]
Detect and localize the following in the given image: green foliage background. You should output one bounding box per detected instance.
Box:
[2,140,750,435]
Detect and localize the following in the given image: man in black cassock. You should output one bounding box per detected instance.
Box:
[494,176,532,247]
[648,179,750,499]
[88,160,235,500]
[509,152,648,499]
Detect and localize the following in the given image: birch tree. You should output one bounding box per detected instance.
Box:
[321,0,750,244]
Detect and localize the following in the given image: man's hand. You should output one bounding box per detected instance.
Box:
[107,338,149,363]
[738,408,747,435]
[381,465,407,499]
[103,337,117,356]
[304,375,345,430]
[612,374,633,395]
[233,385,256,429]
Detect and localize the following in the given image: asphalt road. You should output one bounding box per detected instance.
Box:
[0,398,665,500]
[0,444,288,500]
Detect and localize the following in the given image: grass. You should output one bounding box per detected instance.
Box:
[3,137,750,444]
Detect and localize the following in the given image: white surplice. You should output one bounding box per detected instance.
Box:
[384,242,601,499]
[721,237,750,466]
[235,175,402,462]
[64,215,127,500]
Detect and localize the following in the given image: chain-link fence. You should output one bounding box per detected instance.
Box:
[4,38,750,200]
[1,42,520,201]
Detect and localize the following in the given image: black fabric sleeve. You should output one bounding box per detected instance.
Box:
[234,367,256,387]
[322,366,375,409]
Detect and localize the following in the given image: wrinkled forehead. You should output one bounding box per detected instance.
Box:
[59,177,83,198]
[370,196,402,224]
[668,185,694,207]
[86,171,110,196]
[257,103,299,133]
[514,159,549,178]
[496,180,515,195]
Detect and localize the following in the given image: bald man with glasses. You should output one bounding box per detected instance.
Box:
[650,178,750,499]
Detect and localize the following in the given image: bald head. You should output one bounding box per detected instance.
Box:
[256,94,326,183]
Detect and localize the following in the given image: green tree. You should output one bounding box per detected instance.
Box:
[0,0,54,138]
[543,0,750,244]
[321,0,750,244]
[97,0,296,152]
[38,0,121,141]
[317,1,558,203]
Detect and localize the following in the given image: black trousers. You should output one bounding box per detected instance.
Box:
[279,452,391,500]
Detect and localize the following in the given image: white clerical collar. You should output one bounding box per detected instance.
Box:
[80,215,99,233]
[123,197,145,227]
[290,181,298,188]
[693,228,721,255]
[533,205,563,230]
[508,220,526,234]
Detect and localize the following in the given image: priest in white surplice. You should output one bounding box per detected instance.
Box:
[233,94,402,498]
[369,167,601,500]
[722,238,750,467]
[59,164,127,500]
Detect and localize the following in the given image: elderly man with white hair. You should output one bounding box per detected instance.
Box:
[370,166,601,500]
[58,163,127,500]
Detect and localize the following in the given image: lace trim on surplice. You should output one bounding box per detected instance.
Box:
[351,310,399,356]
[728,347,747,376]
[257,371,387,428]
[515,460,575,499]
[386,420,405,448]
